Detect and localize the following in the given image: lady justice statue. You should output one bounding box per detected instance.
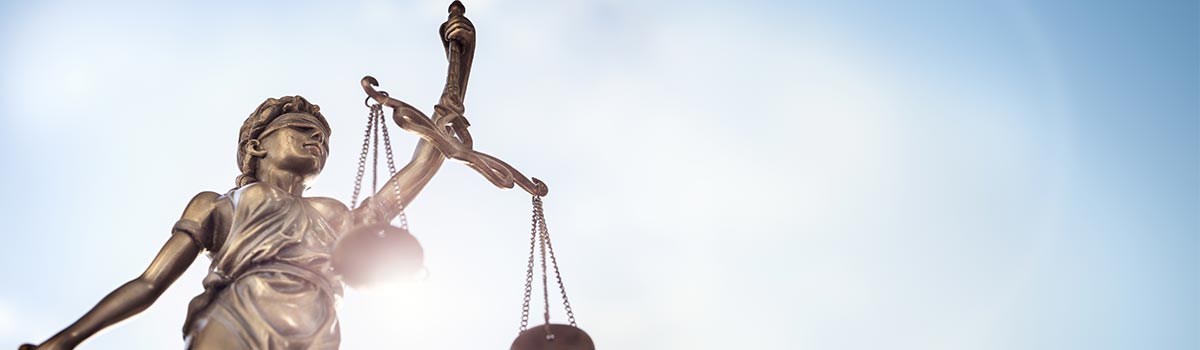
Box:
[18,2,571,349]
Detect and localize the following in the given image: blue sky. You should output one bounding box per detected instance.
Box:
[0,0,1196,349]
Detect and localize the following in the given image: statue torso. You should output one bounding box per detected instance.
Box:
[207,183,344,288]
[183,183,347,348]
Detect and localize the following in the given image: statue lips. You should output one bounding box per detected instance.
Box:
[303,143,323,156]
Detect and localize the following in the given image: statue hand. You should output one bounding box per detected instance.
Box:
[441,2,475,50]
[444,21,474,47]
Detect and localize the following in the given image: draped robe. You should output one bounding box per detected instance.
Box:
[179,183,345,350]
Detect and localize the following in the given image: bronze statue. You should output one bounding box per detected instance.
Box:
[21,2,588,349]
[21,96,446,349]
[19,6,471,350]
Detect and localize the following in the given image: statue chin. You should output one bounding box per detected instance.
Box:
[332,222,425,288]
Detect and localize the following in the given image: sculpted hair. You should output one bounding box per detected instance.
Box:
[235,96,332,187]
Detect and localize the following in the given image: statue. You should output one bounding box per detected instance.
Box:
[21,94,447,349]
[21,2,589,349]
[20,8,471,350]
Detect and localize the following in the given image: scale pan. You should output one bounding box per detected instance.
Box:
[510,324,594,350]
[332,222,424,288]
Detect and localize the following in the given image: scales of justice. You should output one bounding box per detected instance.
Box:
[20,2,592,349]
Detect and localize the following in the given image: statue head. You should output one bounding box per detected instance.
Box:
[236,96,332,187]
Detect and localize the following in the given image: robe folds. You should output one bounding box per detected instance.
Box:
[178,183,345,350]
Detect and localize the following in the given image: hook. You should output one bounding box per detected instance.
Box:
[364,90,389,108]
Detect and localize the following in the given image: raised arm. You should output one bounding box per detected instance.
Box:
[25,192,216,350]
[352,140,446,225]
[348,3,475,225]
[361,2,547,199]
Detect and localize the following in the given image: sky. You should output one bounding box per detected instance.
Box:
[0,0,1196,349]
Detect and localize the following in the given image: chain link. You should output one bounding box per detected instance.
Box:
[352,103,409,231]
[349,105,379,209]
[517,196,578,333]
[379,111,399,176]
[518,196,539,331]
[377,110,409,229]
[538,202,550,330]
[538,197,577,327]
[370,106,381,195]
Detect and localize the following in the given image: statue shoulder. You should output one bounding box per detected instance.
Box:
[175,191,229,251]
[182,191,222,216]
[306,196,350,227]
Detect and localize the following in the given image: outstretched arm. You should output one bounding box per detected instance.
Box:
[27,192,215,350]
[350,5,473,225]
[360,3,545,199]
[353,140,445,225]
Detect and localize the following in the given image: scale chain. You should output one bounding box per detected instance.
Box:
[377,108,409,229]
[538,198,577,327]
[538,203,550,334]
[519,196,538,331]
[350,106,379,209]
[370,105,381,195]
[352,102,409,230]
[517,196,578,334]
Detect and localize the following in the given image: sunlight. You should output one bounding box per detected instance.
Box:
[338,278,478,349]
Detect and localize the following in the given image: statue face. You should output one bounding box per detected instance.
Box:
[255,113,329,181]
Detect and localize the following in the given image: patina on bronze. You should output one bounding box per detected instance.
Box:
[19,2,566,349]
